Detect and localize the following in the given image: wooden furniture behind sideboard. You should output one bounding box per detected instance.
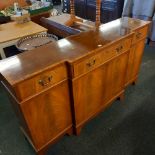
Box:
[0,17,150,155]
[0,0,27,10]
[62,0,125,23]
[0,21,47,59]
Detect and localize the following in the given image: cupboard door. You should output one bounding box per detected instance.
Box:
[72,52,129,127]
[73,64,107,125]
[21,81,72,150]
[125,39,145,86]
[111,52,129,96]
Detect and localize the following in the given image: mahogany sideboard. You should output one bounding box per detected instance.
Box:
[0,17,150,155]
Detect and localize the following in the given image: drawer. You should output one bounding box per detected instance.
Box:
[133,26,148,44]
[73,48,115,77]
[113,37,132,55]
[15,64,67,100]
[73,37,132,77]
[73,53,102,77]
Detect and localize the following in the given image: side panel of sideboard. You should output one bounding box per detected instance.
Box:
[125,25,149,86]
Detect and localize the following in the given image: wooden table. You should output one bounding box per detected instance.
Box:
[0,21,47,59]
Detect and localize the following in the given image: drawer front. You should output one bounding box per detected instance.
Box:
[73,37,132,77]
[113,37,132,55]
[133,26,148,44]
[73,53,102,77]
[15,64,67,100]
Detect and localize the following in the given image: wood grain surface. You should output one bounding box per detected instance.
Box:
[0,21,47,43]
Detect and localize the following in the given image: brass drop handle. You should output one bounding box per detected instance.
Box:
[136,32,142,39]
[38,76,52,86]
[116,45,123,53]
[86,59,96,67]
[116,47,120,52]
[120,45,123,50]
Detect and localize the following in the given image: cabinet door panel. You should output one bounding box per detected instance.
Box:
[126,39,145,85]
[111,52,129,96]
[73,64,107,125]
[132,40,145,77]
[73,52,129,126]
[21,82,72,149]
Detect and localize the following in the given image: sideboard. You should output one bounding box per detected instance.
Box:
[0,17,150,155]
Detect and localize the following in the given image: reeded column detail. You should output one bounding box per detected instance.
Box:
[70,0,75,18]
[96,0,101,27]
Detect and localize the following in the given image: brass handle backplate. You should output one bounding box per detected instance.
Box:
[136,32,142,39]
[86,59,96,67]
[38,76,52,86]
[116,45,123,53]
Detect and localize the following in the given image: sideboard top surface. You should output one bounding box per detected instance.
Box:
[0,17,150,86]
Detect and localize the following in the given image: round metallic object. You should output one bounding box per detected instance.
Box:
[16,33,58,51]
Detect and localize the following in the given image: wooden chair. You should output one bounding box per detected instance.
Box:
[63,0,101,28]
[41,0,101,38]
[41,16,81,38]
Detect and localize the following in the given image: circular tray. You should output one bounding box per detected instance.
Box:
[16,33,58,51]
